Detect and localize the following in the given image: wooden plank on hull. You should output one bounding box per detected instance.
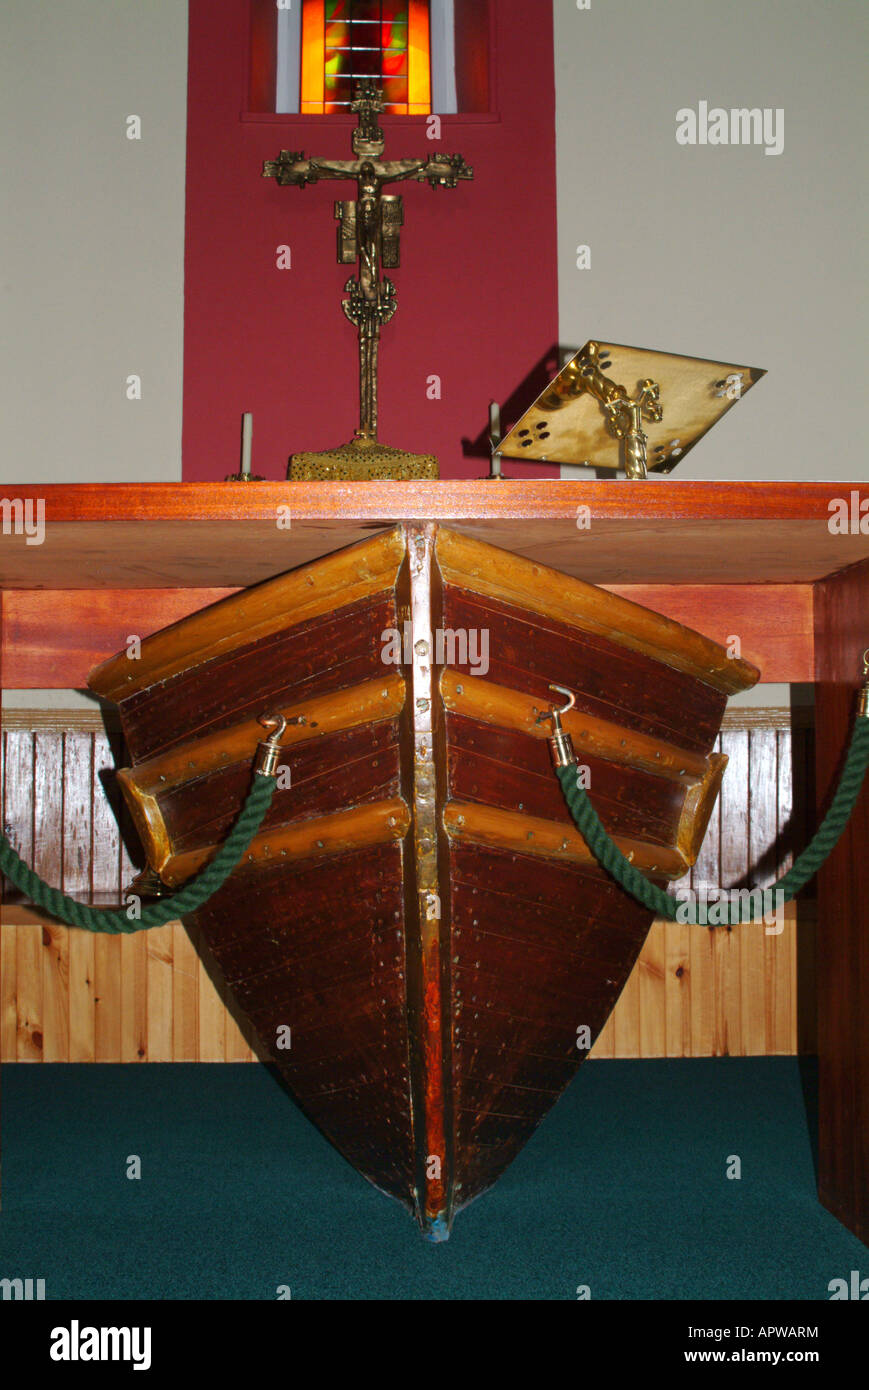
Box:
[435,528,759,695]
[89,529,407,700]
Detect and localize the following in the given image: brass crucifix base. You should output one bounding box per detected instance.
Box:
[289,435,438,482]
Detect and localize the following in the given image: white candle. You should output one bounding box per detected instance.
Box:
[241,413,253,476]
[489,401,502,478]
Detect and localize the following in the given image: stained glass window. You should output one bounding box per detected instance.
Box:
[302,1,432,115]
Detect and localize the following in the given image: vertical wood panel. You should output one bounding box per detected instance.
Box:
[118,821,138,913]
[94,934,122,1062]
[7,726,41,1061]
[120,932,147,1063]
[0,920,17,1059]
[93,731,122,1060]
[664,919,691,1057]
[172,922,199,1062]
[777,726,794,877]
[638,920,666,1056]
[146,924,174,1062]
[590,1000,615,1057]
[68,931,96,1063]
[64,733,95,1061]
[716,730,748,1055]
[15,924,43,1061]
[62,733,93,894]
[41,922,69,1063]
[611,964,641,1059]
[745,729,776,1055]
[790,722,818,1056]
[767,914,797,1054]
[4,728,34,1073]
[796,904,817,1056]
[28,733,59,1061]
[688,732,720,1057]
[4,730,34,889]
[225,1001,256,1062]
[773,725,796,1054]
[41,732,73,1060]
[195,925,227,1064]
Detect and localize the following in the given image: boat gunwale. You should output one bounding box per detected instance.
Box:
[161,797,411,886]
[440,670,710,784]
[88,527,408,701]
[435,528,760,696]
[443,800,689,880]
[119,676,406,796]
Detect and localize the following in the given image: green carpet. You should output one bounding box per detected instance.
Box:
[0,1058,865,1299]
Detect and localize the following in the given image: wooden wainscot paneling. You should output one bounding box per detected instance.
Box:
[1,705,814,1063]
[0,710,260,1063]
[591,707,816,1060]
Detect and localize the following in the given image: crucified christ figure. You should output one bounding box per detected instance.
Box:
[263,83,473,441]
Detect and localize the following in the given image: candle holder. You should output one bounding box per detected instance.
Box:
[225,412,262,480]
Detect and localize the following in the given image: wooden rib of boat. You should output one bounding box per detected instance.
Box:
[89,524,759,1239]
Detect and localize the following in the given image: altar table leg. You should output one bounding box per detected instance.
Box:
[814,558,869,1245]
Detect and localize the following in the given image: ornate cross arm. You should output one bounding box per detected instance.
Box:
[262,151,314,186]
[416,153,475,189]
[263,152,474,189]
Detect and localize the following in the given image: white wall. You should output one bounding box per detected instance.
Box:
[553,0,867,481]
[0,0,188,484]
[7,3,862,487]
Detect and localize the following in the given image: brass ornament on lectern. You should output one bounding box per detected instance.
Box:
[263,83,473,481]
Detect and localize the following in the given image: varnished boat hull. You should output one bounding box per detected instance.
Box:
[89,525,758,1237]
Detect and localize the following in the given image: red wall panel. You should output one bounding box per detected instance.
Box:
[182,1,558,480]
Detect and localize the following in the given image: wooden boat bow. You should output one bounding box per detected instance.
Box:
[89,523,758,1239]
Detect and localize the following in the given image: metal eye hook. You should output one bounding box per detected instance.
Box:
[254,711,304,777]
[536,685,578,768]
[859,652,869,719]
[258,712,288,742]
[535,685,576,728]
[549,684,576,717]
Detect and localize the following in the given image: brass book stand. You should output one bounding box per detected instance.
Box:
[495,341,766,478]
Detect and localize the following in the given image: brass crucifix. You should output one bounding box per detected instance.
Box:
[263,82,473,481]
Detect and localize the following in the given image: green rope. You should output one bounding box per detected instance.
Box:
[0,774,275,934]
[555,717,869,924]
